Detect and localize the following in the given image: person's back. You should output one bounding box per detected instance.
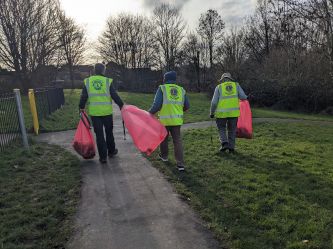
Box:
[210,73,247,153]
[159,83,186,126]
[148,71,189,171]
[79,63,124,163]
[84,75,113,117]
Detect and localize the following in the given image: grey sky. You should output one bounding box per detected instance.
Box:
[59,0,257,41]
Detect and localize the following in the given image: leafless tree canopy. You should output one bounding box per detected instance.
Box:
[58,12,86,88]
[98,14,157,69]
[0,0,85,90]
[153,3,186,70]
[198,9,225,67]
[0,0,60,88]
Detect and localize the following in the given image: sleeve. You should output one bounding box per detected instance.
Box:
[237,83,248,100]
[210,86,220,115]
[183,94,190,111]
[79,85,88,109]
[109,82,124,109]
[148,87,163,114]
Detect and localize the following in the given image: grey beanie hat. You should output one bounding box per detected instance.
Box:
[94,63,106,75]
[220,72,234,81]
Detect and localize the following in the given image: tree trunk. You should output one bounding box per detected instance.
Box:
[69,63,74,89]
[209,42,213,68]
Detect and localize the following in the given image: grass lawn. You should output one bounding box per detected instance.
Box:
[252,108,333,122]
[19,90,81,132]
[0,143,80,249]
[148,122,333,249]
[120,92,333,123]
[10,91,331,134]
[38,90,81,132]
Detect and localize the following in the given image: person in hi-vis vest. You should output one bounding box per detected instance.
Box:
[148,71,190,172]
[79,63,124,164]
[210,73,247,153]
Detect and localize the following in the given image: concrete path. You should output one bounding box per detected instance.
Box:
[36,108,220,249]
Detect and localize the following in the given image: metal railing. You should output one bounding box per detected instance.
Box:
[29,86,65,134]
[0,90,28,151]
[34,87,65,122]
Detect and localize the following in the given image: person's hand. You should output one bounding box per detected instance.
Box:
[210,114,215,119]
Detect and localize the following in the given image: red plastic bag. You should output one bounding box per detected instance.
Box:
[121,105,168,156]
[72,112,96,159]
[237,100,253,139]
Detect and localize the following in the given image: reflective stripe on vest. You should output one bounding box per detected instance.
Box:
[215,81,240,118]
[84,76,113,116]
[159,84,185,126]
[159,114,184,119]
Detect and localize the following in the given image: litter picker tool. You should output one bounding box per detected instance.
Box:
[122,120,126,140]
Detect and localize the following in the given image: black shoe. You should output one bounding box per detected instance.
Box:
[229,149,235,154]
[108,148,118,158]
[177,164,185,172]
[219,142,229,152]
[158,153,168,162]
[99,158,107,164]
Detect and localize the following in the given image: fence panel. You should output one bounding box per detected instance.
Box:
[34,87,64,125]
[0,92,22,151]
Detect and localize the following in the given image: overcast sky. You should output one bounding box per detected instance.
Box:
[59,0,257,42]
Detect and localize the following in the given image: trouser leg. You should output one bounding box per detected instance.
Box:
[103,115,116,154]
[169,126,184,166]
[91,116,107,159]
[227,117,238,149]
[160,127,170,158]
[216,118,228,146]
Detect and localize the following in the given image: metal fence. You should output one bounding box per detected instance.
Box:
[34,87,65,122]
[0,90,28,152]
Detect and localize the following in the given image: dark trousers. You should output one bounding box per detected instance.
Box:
[160,126,184,166]
[91,115,116,159]
[216,118,238,149]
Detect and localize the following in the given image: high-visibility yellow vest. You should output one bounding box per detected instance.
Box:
[159,84,185,126]
[215,81,240,118]
[84,75,113,116]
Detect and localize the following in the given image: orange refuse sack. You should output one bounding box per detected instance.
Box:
[72,112,96,159]
[121,105,168,155]
[237,100,253,139]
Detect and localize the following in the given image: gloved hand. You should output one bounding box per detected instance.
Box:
[210,114,215,119]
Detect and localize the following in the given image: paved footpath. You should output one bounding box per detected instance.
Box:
[37,108,220,249]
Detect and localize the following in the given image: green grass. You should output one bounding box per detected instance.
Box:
[7,91,330,134]
[148,122,333,249]
[38,90,81,132]
[0,143,80,249]
[1,90,80,133]
[120,92,333,123]
[252,108,333,121]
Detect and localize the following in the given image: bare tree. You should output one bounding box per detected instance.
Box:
[282,0,333,79]
[58,12,86,88]
[198,9,225,68]
[98,14,157,69]
[243,0,275,63]
[0,0,61,90]
[182,33,204,90]
[217,28,248,74]
[153,3,186,71]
